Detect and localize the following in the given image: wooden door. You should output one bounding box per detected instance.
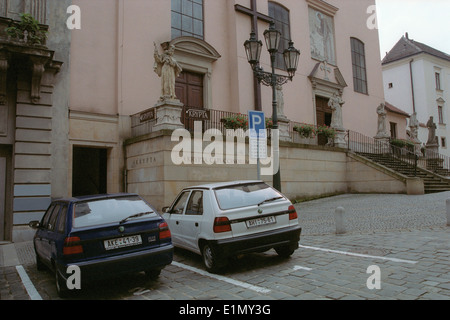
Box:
[176,71,204,131]
[316,96,332,146]
[175,71,204,108]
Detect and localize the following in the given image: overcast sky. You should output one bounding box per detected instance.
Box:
[376,0,450,60]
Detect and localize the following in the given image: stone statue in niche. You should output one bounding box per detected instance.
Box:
[154,42,183,102]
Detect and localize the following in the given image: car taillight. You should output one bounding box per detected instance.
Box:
[213,217,231,233]
[63,236,83,255]
[159,222,171,239]
[288,205,298,220]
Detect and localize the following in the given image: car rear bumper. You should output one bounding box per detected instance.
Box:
[57,244,174,281]
[212,225,301,257]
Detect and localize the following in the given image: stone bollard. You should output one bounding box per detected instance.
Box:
[446,199,450,226]
[335,206,346,234]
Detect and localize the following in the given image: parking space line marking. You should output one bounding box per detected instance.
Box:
[293,265,313,271]
[172,261,271,294]
[299,245,418,264]
[15,265,43,300]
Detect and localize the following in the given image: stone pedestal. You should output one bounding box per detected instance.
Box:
[425,143,439,155]
[374,136,390,154]
[153,99,184,131]
[333,129,347,149]
[277,117,291,142]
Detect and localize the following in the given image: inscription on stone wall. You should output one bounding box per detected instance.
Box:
[129,155,159,169]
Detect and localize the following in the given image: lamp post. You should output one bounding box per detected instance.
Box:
[244,21,300,192]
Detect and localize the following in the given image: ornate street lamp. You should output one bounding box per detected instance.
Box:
[263,22,281,54]
[244,31,263,68]
[284,41,301,78]
[244,21,301,192]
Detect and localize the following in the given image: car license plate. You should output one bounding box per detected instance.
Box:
[245,216,276,228]
[104,235,142,251]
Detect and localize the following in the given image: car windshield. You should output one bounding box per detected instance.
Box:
[214,182,285,210]
[73,196,158,228]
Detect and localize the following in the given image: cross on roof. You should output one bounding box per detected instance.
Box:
[235,0,272,111]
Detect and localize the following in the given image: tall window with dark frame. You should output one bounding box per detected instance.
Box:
[171,0,204,39]
[438,105,444,124]
[350,38,368,94]
[435,72,441,90]
[268,2,291,70]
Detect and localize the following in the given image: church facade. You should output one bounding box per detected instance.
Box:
[1,0,390,241]
[68,0,385,189]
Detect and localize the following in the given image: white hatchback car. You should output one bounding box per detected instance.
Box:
[163,180,301,272]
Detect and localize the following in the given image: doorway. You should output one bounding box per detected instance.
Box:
[0,145,12,241]
[176,71,205,132]
[72,147,107,197]
[175,71,204,108]
[316,96,332,146]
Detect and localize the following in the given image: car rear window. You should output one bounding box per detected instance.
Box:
[214,182,285,210]
[73,196,158,228]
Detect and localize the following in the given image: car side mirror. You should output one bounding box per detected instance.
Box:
[162,206,171,213]
[29,221,40,229]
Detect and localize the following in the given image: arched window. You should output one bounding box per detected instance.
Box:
[268,2,291,70]
[350,37,368,94]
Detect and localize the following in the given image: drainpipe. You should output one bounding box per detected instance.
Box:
[409,59,416,113]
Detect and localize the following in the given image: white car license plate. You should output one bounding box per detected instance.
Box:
[245,216,276,228]
[104,235,142,251]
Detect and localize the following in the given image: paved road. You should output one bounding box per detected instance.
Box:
[1,192,449,302]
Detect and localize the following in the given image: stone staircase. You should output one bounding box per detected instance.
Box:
[357,152,450,193]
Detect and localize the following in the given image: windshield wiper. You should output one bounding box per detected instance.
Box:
[120,211,154,224]
[257,197,283,206]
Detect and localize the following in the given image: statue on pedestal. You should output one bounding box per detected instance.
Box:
[328,91,344,131]
[375,103,389,139]
[154,42,183,102]
[409,112,420,143]
[426,116,438,146]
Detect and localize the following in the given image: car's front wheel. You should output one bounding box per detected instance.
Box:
[201,243,225,273]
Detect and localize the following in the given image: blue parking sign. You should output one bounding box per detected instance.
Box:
[248,111,266,139]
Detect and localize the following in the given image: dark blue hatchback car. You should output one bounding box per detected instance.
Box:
[29,193,173,297]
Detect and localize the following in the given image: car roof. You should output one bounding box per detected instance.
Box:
[182,180,264,190]
[51,193,140,204]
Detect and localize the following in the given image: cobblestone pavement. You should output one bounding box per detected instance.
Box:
[1,192,449,301]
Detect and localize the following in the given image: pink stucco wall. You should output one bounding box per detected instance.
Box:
[69,0,384,138]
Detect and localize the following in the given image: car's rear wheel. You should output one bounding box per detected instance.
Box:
[275,245,295,258]
[201,243,224,273]
[55,269,69,298]
[144,269,162,279]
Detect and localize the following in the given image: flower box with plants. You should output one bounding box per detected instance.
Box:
[316,125,336,139]
[5,13,48,46]
[220,113,248,130]
[293,123,316,138]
